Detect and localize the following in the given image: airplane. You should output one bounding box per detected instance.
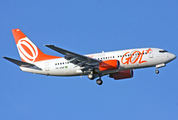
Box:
[3,29,176,85]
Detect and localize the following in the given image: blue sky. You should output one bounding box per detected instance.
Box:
[1,0,178,120]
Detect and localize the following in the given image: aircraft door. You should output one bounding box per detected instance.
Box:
[45,62,49,71]
[149,51,153,58]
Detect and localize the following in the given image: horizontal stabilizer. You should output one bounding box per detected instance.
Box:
[3,57,42,70]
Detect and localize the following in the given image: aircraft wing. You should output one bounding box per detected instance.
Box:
[3,57,42,70]
[45,45,100,66]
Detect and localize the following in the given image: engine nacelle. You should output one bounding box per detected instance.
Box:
[99,60,120,71]
[109,70,133,80]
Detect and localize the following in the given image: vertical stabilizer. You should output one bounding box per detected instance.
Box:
[12,29,60,63]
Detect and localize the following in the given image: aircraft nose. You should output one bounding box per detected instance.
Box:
[169,53,176,60]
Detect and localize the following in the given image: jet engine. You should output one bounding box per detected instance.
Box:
[99,60,120,71]
[109,70,133,80]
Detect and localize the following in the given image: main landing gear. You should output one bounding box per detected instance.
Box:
[88,73,103,85]
[96,74,103,85]
[96,79,103,85]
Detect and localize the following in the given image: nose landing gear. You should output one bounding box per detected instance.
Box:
[155,69,159,74]
[155,63,166,74]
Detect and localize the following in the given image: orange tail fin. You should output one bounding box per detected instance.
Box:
[12,29,60,63]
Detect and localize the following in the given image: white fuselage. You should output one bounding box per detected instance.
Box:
[20,48,176,76]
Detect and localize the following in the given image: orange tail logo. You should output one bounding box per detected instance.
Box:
[12,29,60,63]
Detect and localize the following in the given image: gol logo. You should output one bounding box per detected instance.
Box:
[17,37,38,63]
[121,48,152,65]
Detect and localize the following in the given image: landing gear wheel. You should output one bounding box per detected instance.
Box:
[96,79,103,85]
[88,74,94,80]
[155,70,159,74]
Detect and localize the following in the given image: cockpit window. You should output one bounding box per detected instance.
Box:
[159,50,168,53]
